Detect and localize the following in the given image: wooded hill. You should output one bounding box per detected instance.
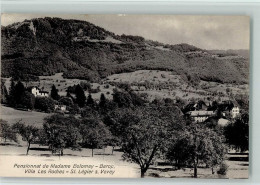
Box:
[1,17,249,84]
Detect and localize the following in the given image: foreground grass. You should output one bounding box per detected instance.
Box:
[0,105,49,127]
[0,141,248,179]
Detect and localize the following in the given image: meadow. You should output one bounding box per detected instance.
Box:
[2,70,248,103]
[0,139,248,178]
[0,105,49,127]
[106,70,249,102]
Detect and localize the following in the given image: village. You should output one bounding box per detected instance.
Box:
[29,83,241,125]
[0,74,246,133]
[0,77,249,178]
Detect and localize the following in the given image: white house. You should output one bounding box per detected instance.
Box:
[187,110,215,123]
[30,87,49,97]
[54,104,67,112]
[231,106,240,118]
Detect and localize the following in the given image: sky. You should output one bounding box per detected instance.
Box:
[1,14,250,50]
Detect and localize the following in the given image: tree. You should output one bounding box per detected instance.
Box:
[109,136,121,155]
[75,84,86,107]
[86,93,95,107]
[164,98,174,105]
[14,81,26,107]
[1,80,8,104]
[234,94,249,112]
[113,89,133,108]
[99,96,118,114]
[151,98,164,106]
[99,93,107,108]
[113,106,184,178]
[66,91,74,101]
[208,101,219,111]
[79,81,91,91]
[12,121,39,155]
[58,97,73,107]
[43,114,81,156]
[81,106,99,119]
[5,79,34,109]
[175,96,187,110]
[8,78,16,106]
[0,119,17,143]
[80,118,111,157]
[50,84,60,100]
[224,113,249,152]
[166,123,227,178]
[37,128,48,146]
[35,97,55,112]
[67,104,80,114]
[21,91,35,109]
[129,91,146,106]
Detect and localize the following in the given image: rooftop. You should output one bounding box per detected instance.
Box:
[188,110,215,117]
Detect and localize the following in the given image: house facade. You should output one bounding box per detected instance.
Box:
[218,100,240,119]
[30,87,49,97]
[54,104,67,112]
[187,110,215,123]
[231,106,240,118]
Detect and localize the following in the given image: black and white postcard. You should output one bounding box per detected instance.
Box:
[0,14,250,178]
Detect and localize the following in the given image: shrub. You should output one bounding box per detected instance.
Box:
[89,88,101,94]
[217,162,228,175]
[104,84,110,89]
[59,97,74,106]
[80,81,91,90]
[21,91,35,109]
[35,97,55,113]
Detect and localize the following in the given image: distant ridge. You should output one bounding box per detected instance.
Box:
[1,17,249,84]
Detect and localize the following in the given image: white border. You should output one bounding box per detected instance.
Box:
[0,0,260,184]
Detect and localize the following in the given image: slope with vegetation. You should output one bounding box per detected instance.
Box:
[1,17,249,84]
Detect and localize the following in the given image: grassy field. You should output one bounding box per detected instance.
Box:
[2,70,249,103]
[0,141,248,179]
[0,104,248,179]
[37,73,116,100]
[106,70,249,102]
[107,70,181,84]
[0,70,249,179]
[3,73,116,100]
[0,105,49,127]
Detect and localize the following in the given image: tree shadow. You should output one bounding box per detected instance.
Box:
[240,163,249,166]
[149,167,178,172]
[95,153,112,156]
[80,155,91,158]
[170,175,193,178]
[228,156,248,161]
[63,154,78,157]
[148,173,161,178]
[30,147,51,151]
[156,162,173,166]
[228,153,249,156]
[40,154,52,157]
[0,143,23,147]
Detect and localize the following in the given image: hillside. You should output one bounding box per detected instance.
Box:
[1,17,249,84]
[208,49,250,59]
